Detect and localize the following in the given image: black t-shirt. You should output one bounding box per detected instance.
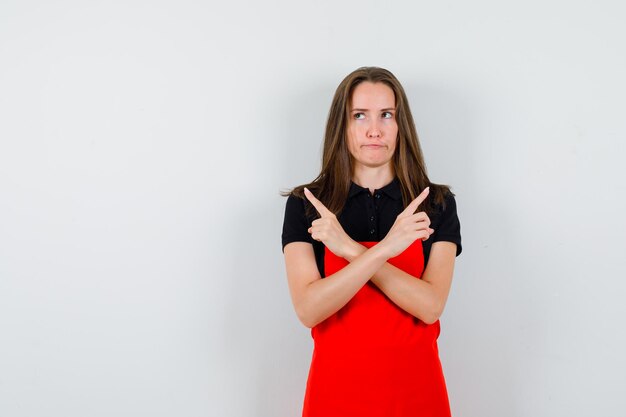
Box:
[281,177,462,277]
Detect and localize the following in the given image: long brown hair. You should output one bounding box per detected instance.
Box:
[283,66,453,219]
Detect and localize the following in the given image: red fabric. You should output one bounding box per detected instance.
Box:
[302,240,451,417]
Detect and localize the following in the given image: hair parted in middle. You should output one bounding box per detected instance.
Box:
[285,66,452,219]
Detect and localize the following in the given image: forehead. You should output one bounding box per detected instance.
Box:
[350,82,395,108]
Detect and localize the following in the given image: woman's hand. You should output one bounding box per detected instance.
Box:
[304,187,359,259]
[379,187,434,259]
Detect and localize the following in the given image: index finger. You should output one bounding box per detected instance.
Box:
[400,187,430,217]
[304,187,333,217]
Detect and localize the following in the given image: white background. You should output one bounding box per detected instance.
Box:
[1,1,625,416]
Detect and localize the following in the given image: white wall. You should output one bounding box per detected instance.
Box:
[1,1,625,416]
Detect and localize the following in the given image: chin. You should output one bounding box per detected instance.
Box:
[362,160,392,168]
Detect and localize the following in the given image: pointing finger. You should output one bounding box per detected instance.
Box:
[400,187,430,217]
[304,187,333,217]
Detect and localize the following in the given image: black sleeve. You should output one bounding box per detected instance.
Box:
[431,192,462,256]
[281,194,314,252]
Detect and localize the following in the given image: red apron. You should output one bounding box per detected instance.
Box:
[302,240,451,417]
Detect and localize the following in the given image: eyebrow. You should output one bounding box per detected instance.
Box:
[350,108,396,112]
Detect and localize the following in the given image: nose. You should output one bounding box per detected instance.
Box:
[367,120,381,138]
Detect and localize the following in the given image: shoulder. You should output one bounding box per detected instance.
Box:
[426,184,457,217]
[283,192,310,223]
[282,193,314,251]
[428,187,462,256]
[438,190,458,214]
[284,191,316,218]
[285,192,304,209]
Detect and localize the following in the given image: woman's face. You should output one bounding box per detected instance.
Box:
[346,81,398,172]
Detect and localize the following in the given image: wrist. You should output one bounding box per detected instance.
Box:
[343,240,365,262]
[367,242,393,264]
[376,238,393,260]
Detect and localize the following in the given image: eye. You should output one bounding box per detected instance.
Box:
[382,111,393,119]
[353,112,365,120]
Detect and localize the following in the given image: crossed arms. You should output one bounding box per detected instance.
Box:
[283,187,457,328]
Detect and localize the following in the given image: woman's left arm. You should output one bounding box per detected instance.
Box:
[303,187,460,324]
[345,241,457,324]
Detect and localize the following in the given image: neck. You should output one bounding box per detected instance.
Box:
[352,164,395,194]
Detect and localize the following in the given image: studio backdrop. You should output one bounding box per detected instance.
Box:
[1,1,625,416]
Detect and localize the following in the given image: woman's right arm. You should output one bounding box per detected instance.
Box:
[283,241,390,328]
[283,187,431,328]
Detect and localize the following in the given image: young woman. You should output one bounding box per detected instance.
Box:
[281,67,462,417]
